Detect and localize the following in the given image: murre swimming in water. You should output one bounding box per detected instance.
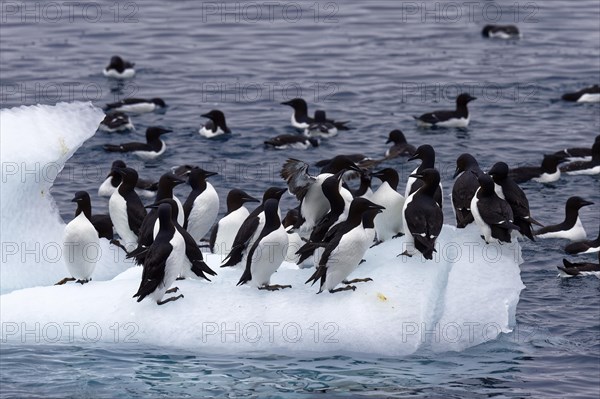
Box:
[482,24,521,39]
[557,253,600,277]
[105,98,166,113]
[553,135,600,161]
[133,203,186,305]
[565,225,600,255]
[103,55,136,79]
[413,93,476,128]
[508,154,566,184]
[561,140,600,175]
[535,196,593,241]
[264,134,319,150]
[209,189,259,255]
[281,98,350,131]
[99,112,135,132]
[561,85,600,103]
[199,110,231,138]
[305,198,384,293]
[304,110,339,138]
[237,198,291,291]
[384,130,416,159]
[488,162,542,241]
[452,153,483,228]
[103,127,171,160]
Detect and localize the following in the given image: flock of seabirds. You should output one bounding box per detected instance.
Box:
[58,25,600,305]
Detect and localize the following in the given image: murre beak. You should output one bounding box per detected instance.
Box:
[453,168,462,179]
[407,153,420,162]
[244,195,260,203]
[409,173,424,179]
[204,171,218,178]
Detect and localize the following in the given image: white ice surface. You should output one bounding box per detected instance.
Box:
[1,102,131,294]
[1,224,524,356]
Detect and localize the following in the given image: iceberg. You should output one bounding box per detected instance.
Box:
[0,102,525,355]
[0,102,130,294]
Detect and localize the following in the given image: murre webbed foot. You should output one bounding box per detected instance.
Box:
[329,285,356,293]
[343,277,373,284]
[370,240,383,248]
[76,279,90,285]
[258,284,292,291]
[157,294,184,305]
[397,250,413,257]
[55,277,75,285]
[392,232,404,239]
[165,287,179,294]
[175,276,186,281]
[359,259,367,265]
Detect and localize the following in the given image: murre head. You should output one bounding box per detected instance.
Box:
[320,155,362,174]
[107,160,127,179]
[227,189,259,212]
[188,168,218,190]
[454,153,480,178]
[371,168,400,191]
[313,110,327,122]
[147,198,180,221]
[541,154,567,172]
[566,196,594,211]
[488,162,510,183]
[158,172,186,191]
[456,93,477,106]
[151,98,166,107]
[262,187,287,203]
[282,208,300,228]
[146,127,172,141]
[107,56,125,70]
[201,110,229,132]
[410,168,441,188]
[475,173,496,196]
[263,198,281,224]
[281,98,308,115]
[115,167,139,187]
[386,130,407,144]
[408,144,435,163]
[349,197,386,217]
[154,203,174,228]
[592,140,600,162]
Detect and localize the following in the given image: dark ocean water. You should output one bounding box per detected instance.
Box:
[1,1,599,397]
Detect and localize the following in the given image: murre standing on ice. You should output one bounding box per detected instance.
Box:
[129,173,186,261]
[99,112,134,132]
[103,55,136,79]
[369,168,405,243]
[384,130,416,159]
[565,225,600,255]
[108,167,147,246]
[413,93,476,128]
[561,140,600,175]
[55,191,101,285]
[400,169,444,259]
[105,98,166,113]
[481,24,521,39]
[98,160,157,199]
[237,199,291,291]
[138,199,216,281]
[199,110,230,138]
[535,196,593,241]
[281,98,350,131]
[264,134,319,150]
[452,153,483,228]
[103,127,171,160]
[295,171,349,265]
[405,145,443,207]
[70,190,113,240]
[183,168,219,243]
[471,173,520,244]
[221,187,287,268]
[306,198,384,293]
[508,154,566,184]
[133,203,186,305]
[280,156,360,236]
[561,84,600,103]
[209,189,259,255]
[488,162,542,241]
